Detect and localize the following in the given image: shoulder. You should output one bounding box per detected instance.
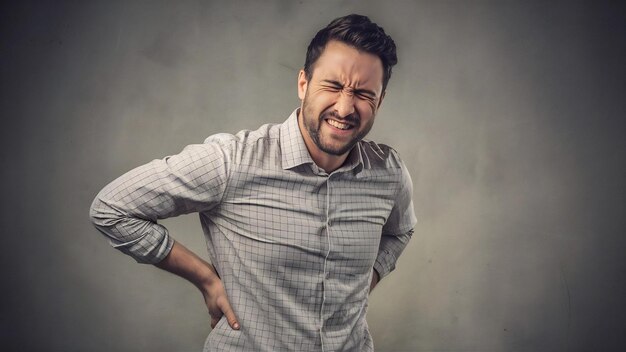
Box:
[359,140,407,170]
[202,122,281,166]
[204,123,279,147]
[359,139,413,190]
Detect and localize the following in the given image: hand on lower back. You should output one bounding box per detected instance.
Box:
[154,240,240,330]
[201,278,240,330]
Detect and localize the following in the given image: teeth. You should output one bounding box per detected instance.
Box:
[327,119,351,130]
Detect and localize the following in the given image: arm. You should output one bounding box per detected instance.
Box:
[89,143,229,263]
[372,158,417,285]
[89,142,238,328]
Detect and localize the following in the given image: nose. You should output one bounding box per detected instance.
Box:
[334,91,356,118]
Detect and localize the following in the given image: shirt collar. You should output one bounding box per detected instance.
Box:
[280,108,314,170]
[280,108,364,173]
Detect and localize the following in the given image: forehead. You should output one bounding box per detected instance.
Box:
[312,40,384,90]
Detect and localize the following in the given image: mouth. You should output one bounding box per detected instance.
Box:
[325,118,355,131]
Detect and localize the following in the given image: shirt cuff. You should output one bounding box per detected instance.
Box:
[373,228,414,280]
[373,248,397,280]
[106,223,174,264]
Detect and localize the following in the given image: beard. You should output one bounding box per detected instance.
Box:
[301,100,374,156]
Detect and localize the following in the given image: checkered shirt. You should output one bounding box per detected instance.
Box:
[90,108,417,351]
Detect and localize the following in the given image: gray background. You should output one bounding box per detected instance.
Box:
[1,1,624,351]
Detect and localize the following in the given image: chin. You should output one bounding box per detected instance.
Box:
[319,141,357,156]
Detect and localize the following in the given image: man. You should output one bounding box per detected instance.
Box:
[90,14,416,352]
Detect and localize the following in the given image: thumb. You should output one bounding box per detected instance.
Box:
[218,296,240,330]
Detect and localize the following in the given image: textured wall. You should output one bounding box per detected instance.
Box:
[1,1,624,351]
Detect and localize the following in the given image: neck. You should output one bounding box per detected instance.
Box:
[310,150,347,174]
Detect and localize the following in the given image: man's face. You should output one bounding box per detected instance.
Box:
[298,40,385,157]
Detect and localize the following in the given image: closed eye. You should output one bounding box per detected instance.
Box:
[355,91,376,101]
[321,80,343,91]
[321,80,377,100]
[322,85,342,92]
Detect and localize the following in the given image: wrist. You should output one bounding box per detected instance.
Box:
[195,266,219,291]
[155,240,220,291]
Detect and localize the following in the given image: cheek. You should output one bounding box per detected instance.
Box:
[312,92,339,111]
[356,101,376,120]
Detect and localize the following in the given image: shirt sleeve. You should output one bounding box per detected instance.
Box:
[374,159,417,279]
[89,142,231,264]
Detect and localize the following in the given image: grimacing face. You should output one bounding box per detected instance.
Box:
[297,40,385,159]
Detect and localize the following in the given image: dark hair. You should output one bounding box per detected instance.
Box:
[304,14,398,92]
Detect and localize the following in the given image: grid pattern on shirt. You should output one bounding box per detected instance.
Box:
[90,109,417,352]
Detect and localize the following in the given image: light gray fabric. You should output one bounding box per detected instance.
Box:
[90,108,417,351]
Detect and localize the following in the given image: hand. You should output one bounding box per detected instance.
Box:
[154,241,240,330]
[200,278,240,330]
[370,268,380,291]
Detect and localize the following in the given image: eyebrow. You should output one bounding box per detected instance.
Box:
[321,80,377,98]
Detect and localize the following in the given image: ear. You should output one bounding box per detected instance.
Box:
[297,69,308,101]
[377,90,386,110]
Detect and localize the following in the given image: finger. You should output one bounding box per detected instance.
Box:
[218,296,240,330]
[211,316,220,329]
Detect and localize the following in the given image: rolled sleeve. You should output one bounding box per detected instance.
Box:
[374,229,414,279]
[89,142,231,264]
[375,158,418,279]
